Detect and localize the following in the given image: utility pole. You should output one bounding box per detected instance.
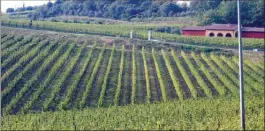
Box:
[237,0,245,130]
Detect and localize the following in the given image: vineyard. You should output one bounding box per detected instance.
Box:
[1,18,264,49]
[2,95,264,130]
[1,27,264,116]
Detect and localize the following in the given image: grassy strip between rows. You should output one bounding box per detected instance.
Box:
[161,50,183,100]
[79,44,106,108]
[42,43,76,111]
[114,45,125,106]
[221,56,263,93]
[131,45,137,104]
[152,49,167,101]
[98,44,115,107]
[142,47,151,103]
[210,53,253,94]
[181,51,212,97]
[200,53,238,95]
[191,52,226,96]
[171,50,197,98]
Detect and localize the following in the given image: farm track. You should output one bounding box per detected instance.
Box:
[1,33,264,114]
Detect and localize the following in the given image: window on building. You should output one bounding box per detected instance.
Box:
[217,33,223,37]
[209,33,215,37]
[225,33,232,37]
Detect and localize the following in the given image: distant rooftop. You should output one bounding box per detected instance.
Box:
[242,27,264,32]
[183,23,264,32]
[205,24,238,31]
[182,26,205,31]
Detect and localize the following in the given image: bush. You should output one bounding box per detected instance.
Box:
[84,20,90,24]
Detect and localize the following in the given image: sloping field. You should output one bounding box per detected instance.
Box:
[1,30,264,115]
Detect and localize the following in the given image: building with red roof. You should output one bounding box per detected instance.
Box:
[182,24,264,39]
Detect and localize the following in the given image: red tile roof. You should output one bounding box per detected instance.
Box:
[205,24,238,30]
[182,26,205,31]
[242,27,264,32]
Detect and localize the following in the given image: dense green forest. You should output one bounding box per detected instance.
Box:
[6,0,265,27]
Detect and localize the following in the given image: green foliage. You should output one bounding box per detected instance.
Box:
[79,44,106,108]
[152,48,167,101]
[98,44,115,107]
[42,44,76,111]
[2,36,33,61]
[20,41,68,113]
[181,51,212,97]
[142,47,151,103]
[221,56,263,93]
[131,45,137,104]
[1,32,264,118]
[2,95,264,130]
[200,53,238,95]
[161,49,183,100]
[58,43,90,110]
[3,41,57,114]
[2,19,264,49]
[171,50,198,98]
[1,40,47,84]
[199,0,265,27]
[114,45,125,106]
[191,52,226,96]
[25,0,187,20]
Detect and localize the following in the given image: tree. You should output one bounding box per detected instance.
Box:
[47,2,53,8]
[190,0,222,11]
[6,8,14,13]
[158,2,182,17]
[199,0,264,27]
[26,6,33,11]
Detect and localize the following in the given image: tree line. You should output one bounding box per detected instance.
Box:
[6,0,264,27]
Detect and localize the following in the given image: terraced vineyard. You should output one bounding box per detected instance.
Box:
[1,31,264,115]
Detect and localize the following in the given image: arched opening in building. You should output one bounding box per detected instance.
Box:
[235,32,238,37]
[217,33,223,37]
[225,33,232,37]
[209,33,215,37]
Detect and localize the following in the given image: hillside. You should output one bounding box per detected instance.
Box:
[1,27,264,115]
[6,0,264,27]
